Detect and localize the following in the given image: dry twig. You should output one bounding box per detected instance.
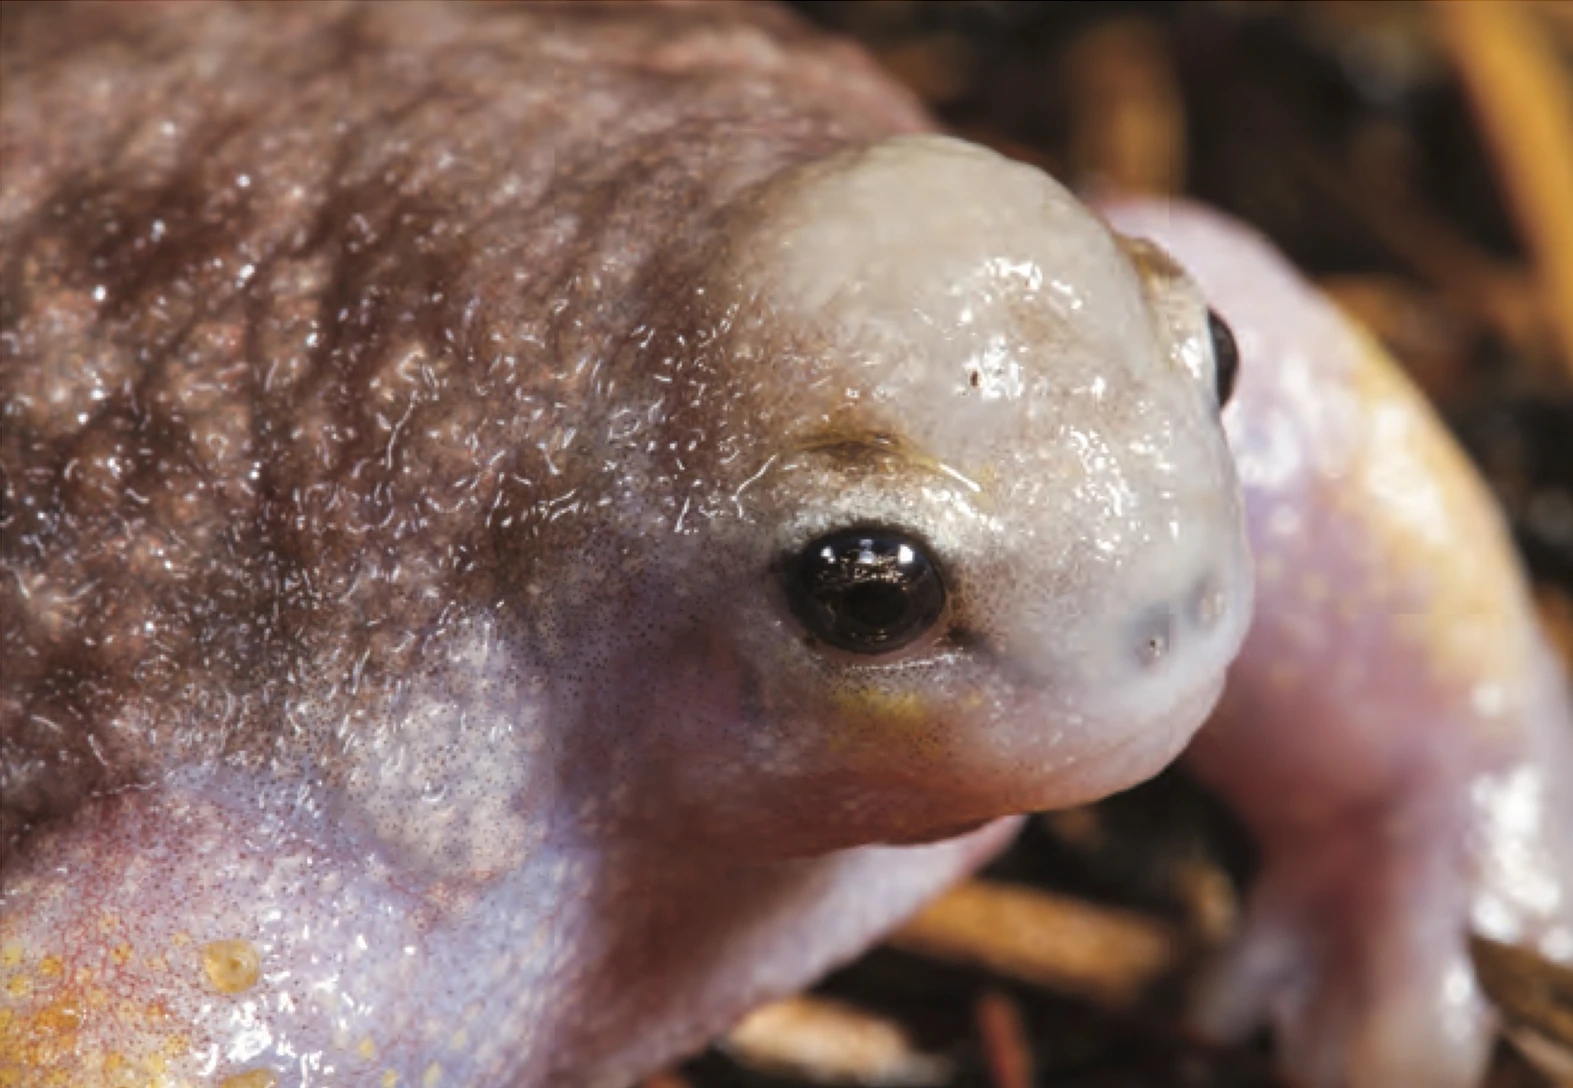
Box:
[888,879,1182,1008]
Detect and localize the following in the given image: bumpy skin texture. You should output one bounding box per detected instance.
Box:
[0,4,1565,1088]
[2,4,1253,1086]
[1104,202,1573,1088]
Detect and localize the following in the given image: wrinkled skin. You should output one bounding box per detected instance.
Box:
[0,4,1568,1087]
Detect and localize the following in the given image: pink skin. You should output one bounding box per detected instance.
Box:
[1,6,1569,1088]
[1103,201,1573,1088]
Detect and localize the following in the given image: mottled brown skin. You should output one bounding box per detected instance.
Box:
[0,0,923,848]
[8,6,1081,1085]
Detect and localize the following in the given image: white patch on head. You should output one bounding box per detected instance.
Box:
[733,135,1168,459]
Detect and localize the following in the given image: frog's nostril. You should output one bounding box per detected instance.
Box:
[1188,573,1228,630]
[1132,605,1176,668]
[1131,572,1233,670]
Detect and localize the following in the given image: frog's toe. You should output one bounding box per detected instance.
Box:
[1194,832,1494,1088]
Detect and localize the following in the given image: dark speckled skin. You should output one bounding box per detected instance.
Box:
[6,6,1064,1085]
[0,0,922,842]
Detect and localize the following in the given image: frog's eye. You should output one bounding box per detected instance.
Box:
[1207,308,1239,407]
[780,528,947,655]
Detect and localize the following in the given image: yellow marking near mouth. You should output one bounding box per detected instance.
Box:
[831,687,930,731]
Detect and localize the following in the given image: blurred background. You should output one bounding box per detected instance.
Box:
[658,3,1573,1087]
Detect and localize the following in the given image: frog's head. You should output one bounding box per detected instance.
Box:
[578,135,1253,855]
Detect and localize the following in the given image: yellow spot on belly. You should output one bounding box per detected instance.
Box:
[358,1036,377,1060]
[0,943,23,968]
[101,1052,135,1086]
[423,1061,443,1087]
[219,1071,279,1088]
[381,1072,400,1088]
[37,955,63,979]
[33,1001,81,1036]
[201,939,261,994]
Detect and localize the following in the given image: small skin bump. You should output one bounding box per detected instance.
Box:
[1189,576,1227,630]
[201,939,261,994]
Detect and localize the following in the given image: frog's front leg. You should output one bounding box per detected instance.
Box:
[0,759,1019,1087]
[1103,201,1573,1087]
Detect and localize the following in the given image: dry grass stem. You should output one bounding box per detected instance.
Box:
[888,879,1182,1008]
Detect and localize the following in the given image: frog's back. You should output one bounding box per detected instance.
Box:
[0,0,923,845]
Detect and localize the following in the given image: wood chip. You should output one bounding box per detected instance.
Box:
[1063,18,1186,195]
[1470,934,1573,1084]
[723,995,952,1087]
[974,989,1034,1088]
[641,1074,696,1088]
[888,878,1182,1008]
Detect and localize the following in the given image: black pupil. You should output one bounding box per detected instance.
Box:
[782,529,946,655]
[1207,308,1239,407]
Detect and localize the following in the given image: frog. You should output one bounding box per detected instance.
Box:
[0,4,1567,1088]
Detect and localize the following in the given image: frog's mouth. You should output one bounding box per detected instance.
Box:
[878,815,999,847]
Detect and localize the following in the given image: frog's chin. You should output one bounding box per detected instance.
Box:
[796,674,1225,856]
[996,667,1228,816]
